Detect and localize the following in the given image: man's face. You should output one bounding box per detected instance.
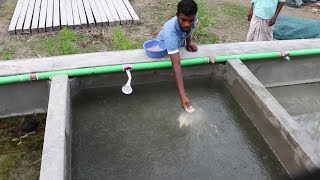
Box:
[177,12,196,32]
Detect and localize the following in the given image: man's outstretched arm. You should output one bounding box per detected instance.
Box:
[169,52,190,110]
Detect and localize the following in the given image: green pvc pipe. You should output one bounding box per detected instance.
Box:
[0,57,209,85]
[215,48,320,62]
[1,48,320,85]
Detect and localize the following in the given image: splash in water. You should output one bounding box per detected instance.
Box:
[177,106,220,137]
[177,107,206,128]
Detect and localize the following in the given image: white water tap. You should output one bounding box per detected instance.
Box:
[122,68,133,95]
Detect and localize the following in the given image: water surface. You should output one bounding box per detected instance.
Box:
[72,77,287,180]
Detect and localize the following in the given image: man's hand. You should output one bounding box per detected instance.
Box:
[181,95,190,110]
[247,3,254,21]
[247,12,253,21]
[268,16,277,26]
[269,2,284,26]
[186,43,198,52]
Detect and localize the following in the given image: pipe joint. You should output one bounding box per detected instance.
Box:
[280,51,291,61]
[29,73,38,81]
[280,51,289,57]
[208,56,215,63]
[123,64,132,72]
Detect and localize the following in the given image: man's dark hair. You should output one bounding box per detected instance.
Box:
[177,0,198,16]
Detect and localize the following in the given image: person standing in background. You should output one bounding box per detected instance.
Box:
[246,0,285,41]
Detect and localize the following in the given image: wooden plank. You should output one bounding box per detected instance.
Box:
[117,0,132,23]
[122,0,140,23]
[76,0,88,28]
[87,0,103,26]
[104,0,120,25]
[53,0,60,30]
[99,0,114,26]
[31,0,42,33]
[94,0,109,26]
[15,0,31,33]
[66,0,75,28]
[8,0,24,34]
[110,0,126,25]
[23,0,36,33]
[46,0,54,31]
[103,0,119,25]
[60,0,68,28]
[71,0,81,28]
[38,0,48,32]
[82,0,95,27]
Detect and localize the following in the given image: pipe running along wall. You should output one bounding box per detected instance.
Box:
[0,48,319,85]
[214,48,320,62]
[0,57,209,85]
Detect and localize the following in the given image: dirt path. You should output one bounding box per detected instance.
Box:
[281,2,320,19]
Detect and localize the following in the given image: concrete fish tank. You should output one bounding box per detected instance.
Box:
[1,39,320,179]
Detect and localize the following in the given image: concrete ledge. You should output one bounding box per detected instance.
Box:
[244,56,320,87]
[0,39,319,76]
[69,64,226,98]
[0,81,49,118]
[227,59,318,176]
[40,75,71,180]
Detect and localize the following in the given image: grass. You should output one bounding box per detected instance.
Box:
[0,48,15,60]
[43,26,140,56]
[153,0,178,24]
[222,1,249,21]
[206,1,250,43]
[45,37,55,55]
[192,0,212,39]
[192,0,217,44]
[45,28,79,56]
[58,27,78,54]
[0,0,16,22]
[0,0,20,60]
[110,26,137,50]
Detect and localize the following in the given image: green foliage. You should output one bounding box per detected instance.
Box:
[192,0,213,40]
[110,26,135,50]
[2,54,12,60]
[58,28,78,55]
[45,28,78,55]
[210,35,218,44]
[0,48,15,60]
[46,37,55,55]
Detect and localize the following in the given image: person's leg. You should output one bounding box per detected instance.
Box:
[247,15,273,41]
[246,15,259,42]
[262,19,274,41]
